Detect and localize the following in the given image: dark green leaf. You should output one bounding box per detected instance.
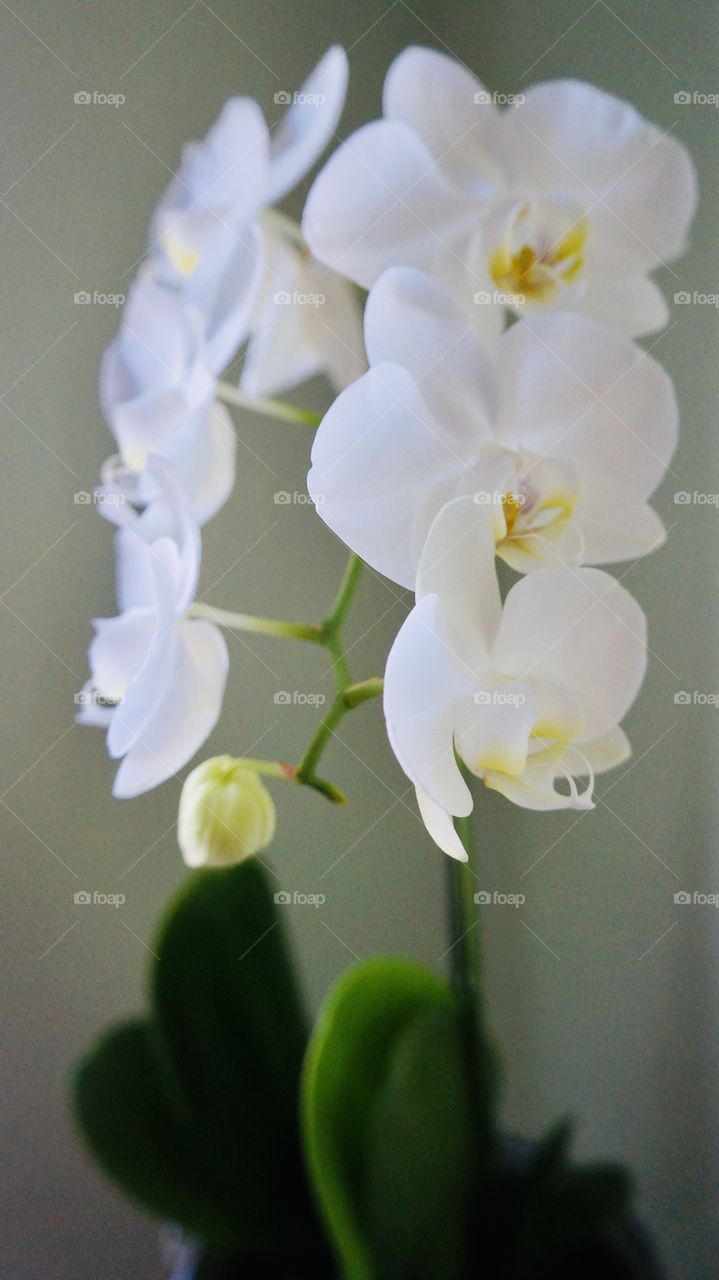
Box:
[72,1021,242,1249]
[148,860,319,1260]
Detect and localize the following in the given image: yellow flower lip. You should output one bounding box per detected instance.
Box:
[163,230,201,278]
[490,207,589,305]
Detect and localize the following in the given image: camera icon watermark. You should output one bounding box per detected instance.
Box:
[273,90,326,107]
[74,90,125,108]
[473,489,525,508]
[273,490,324,505]
[674,890,719,907]
[674,90,719,107]
[273,289,325,307]
[273,690,326,707]
[74,489,126,506]
[74,290,125,308]
[474,289,526,307]
[673,490,719,505]
[474,890,526,907]
[274,890,326,907]
[474,689,527,707]
[673,291,719,307]
[74,890,126,907]
[673,689,719,707]
[74,689,122,708]
[473,91,525,107]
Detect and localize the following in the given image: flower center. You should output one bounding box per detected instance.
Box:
[494,454,581,569]
[489,201,588,306]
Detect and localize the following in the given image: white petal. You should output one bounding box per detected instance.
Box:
[492,567,647,741]
[303,119,476,289]
[158,401,237,527]
[484,752,594,812]
[577,272,669,337]
[383,46,503,195]
[415,787,468,861]
[309,258,366,392]
[308,364,468,588]
[88,608,155,703]
[383,594,473,817]
[494,313,678,499]
[243,249,366,397]
[364,266,497,428]
[150,98,270,288]
[239,234,330,397]
[104,455,201,612]
[416,495,502,657]
[202,223,267,373]
[574,473,666,565]
[112,527,156,614]
[565,727,626,773]
[112,621,229,798]
[502,80,697,269]
[268,46,349,202]
[455,677,537,778]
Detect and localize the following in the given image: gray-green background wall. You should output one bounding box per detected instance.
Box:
[1,1,716,1275]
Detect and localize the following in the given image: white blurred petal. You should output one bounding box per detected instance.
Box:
[303,119,476,289]
[364,266,497,429]
[268,46,349,202]
[112,621,229,799]
[383,45,504,196]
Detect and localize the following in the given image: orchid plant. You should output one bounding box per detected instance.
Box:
[73,43,696,1280]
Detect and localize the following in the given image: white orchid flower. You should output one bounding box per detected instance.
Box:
[303,46,696,338]
[383,498,647,859]
[150,46,362,395]
[100,271,236,525]
[238,222,365,399]
[308,267,678,586]
[77,458,228,799]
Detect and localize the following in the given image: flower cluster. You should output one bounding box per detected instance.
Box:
[79,47,361,804]
[80,45,695,861]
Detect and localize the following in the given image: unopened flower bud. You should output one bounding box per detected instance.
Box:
[178,756,277,868]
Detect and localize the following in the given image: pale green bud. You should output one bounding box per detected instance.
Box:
[178,756,277,868]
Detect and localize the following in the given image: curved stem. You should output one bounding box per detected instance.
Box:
[197,553,373,805]
[188,602,323,645]
[217,380,322,428]
[296,678,383,792]
[240,757,347,805]
[324,553,364,635]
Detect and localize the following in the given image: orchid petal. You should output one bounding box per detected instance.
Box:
[112,621,229,799]
[383,594,473,818]
[268,47,349,202]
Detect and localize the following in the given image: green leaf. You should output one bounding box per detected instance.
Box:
[72,860,326,1265]
[366,1002,477,1280]
[148,860,320,1260]
[72,1021,242,1250]
[300,957,463,1280]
